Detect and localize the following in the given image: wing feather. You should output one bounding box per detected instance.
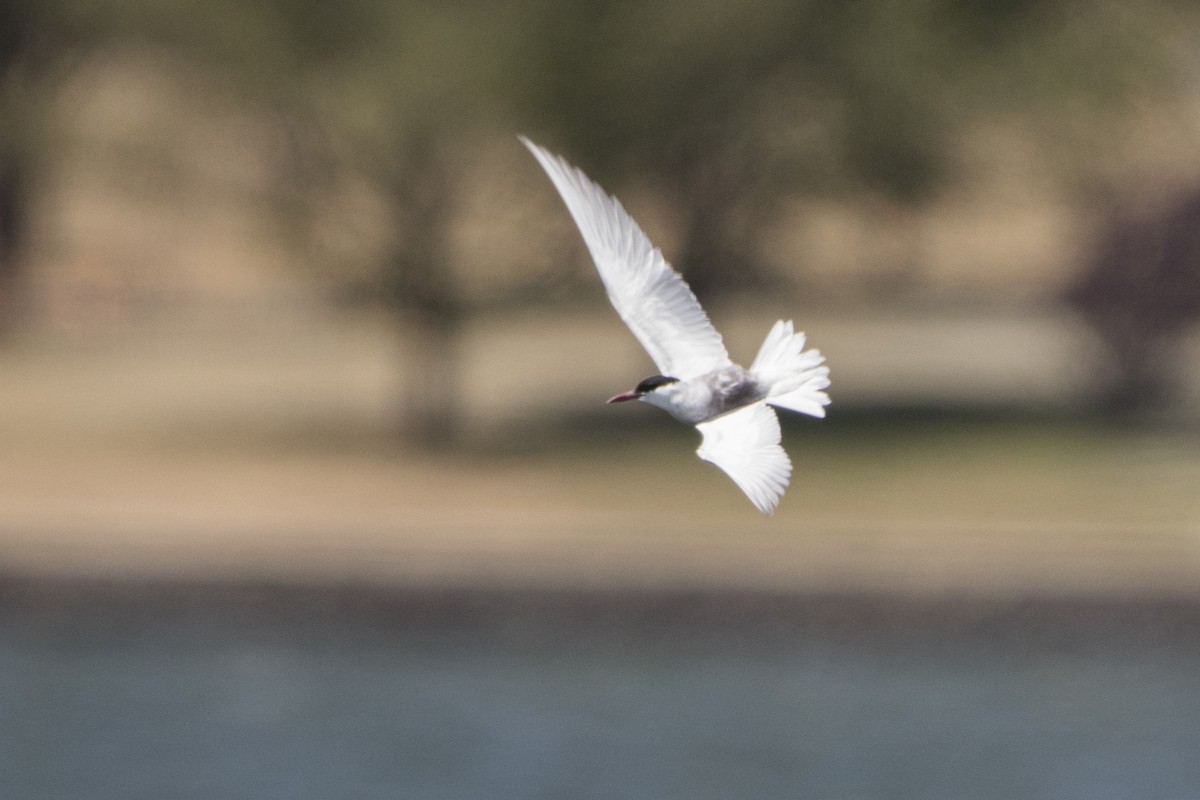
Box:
[521,137,730,380]
[695,402,792,515]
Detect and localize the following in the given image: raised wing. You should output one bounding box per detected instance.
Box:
[695,402,792,515]
[521,137,730,380]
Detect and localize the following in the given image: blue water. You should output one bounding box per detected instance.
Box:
[3,587,1199,799]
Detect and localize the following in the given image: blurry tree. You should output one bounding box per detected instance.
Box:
[1066,189,1200,415]
[0,8,27,331]
[0,0,508,441]
[521,0,1182,297]
[0,1,75,331]
[0,0,299,330]
[4,0,1194,438]
[275,3,542,444]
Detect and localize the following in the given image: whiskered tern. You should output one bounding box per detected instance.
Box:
[522,137,830,514]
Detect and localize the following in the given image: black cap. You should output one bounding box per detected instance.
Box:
[634,375,679,394]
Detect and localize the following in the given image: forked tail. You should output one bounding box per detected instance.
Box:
[750,319,831,418]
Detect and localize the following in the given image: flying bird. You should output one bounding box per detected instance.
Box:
[521,137,830,514]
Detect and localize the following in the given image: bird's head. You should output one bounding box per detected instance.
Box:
[607,375,680,404]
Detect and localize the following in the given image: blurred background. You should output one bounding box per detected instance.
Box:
[3,0,1200,797]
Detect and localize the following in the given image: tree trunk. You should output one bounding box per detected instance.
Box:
[384,132,466,446]
[397,308,462,447]
[0,155,25,334]
[1098,323,1174,418]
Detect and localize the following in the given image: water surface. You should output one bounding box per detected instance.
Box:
[4,582,1199,799]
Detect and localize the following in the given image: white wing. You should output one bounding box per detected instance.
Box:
[696,402,792,515]
[521,137,730,380]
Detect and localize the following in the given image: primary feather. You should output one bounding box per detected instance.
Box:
[520,136,730,380]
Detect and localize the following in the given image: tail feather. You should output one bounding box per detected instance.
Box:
[751,319,831,418]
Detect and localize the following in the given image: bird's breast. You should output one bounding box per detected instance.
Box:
[670,367,766,424]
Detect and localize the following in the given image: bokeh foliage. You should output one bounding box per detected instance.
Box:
[2,0,1197,434]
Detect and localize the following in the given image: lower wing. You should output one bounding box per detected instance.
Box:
[695,402,792,515]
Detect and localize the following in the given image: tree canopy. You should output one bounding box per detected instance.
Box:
[3,0,1197,431]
